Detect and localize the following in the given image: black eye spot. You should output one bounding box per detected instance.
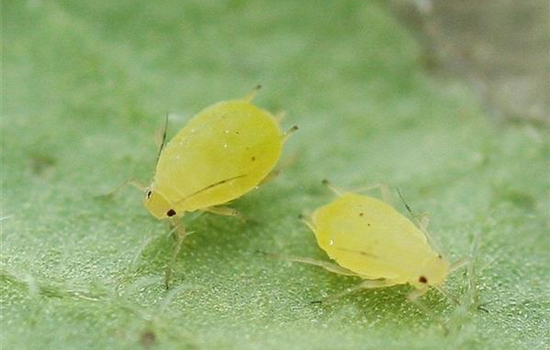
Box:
[146,190,152,199]
[166,209,176,217]
[419,276,428,283]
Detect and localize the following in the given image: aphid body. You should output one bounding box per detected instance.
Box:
[309,192,450,291]
[144,95,283,219]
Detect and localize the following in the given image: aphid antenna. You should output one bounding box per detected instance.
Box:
[282,125,299,142]
[97,177,146,199]
[155,112,170,169]
[396,188,444,255]
[433,285,460,306]
[129,179,147,192]
[245,84,262,102]
[396,188,413,217]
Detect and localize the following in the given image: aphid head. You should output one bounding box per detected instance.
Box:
[143,188,177,220]
[415,255,450,288]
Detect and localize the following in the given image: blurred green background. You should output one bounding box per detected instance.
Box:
[1,1,549,350]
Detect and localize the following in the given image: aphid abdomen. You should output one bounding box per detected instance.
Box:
[152,100,282,213]
[312,193,436,282]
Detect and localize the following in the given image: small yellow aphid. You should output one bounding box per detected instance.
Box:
[297,182,454,302]
[144,86,296,287]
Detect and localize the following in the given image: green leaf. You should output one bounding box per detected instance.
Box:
[2,1,548,349]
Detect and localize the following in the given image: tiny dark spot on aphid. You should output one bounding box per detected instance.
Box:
[251,156,256,161]
[359,212,364,217]
[140,329,156,348]
[166,209,176,217]
[235,131,240,135]
[419,276,428,283]
[438,254,443,259]
[367,223,371,226]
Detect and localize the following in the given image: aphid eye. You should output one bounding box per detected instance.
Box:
[146,190,152,199]
[418,276,428,284]
[166,209,176,217]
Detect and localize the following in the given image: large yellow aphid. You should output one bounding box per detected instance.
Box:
[294,182,459,303]
[144,87,296,287]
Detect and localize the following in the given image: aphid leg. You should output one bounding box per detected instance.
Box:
[449,257,469,272]
[298,214,315,232]
[321,180,392,202]
[97,178,146,199]
[466,228,492,313]
[316,279,394,304]
[165,217,187,289]
[274,111,287,123]
[321,179,345,196]
[407,286,429,301]
[282,125,299,143]
[259,154,299,186]
[202,206,246,222]
[244,84,262,101]
[258,170,281,186]
[407,287,449,333]
[354,183,392,205]
[366,182,393,206]
[261,251,358,277]
[418,213,430,232]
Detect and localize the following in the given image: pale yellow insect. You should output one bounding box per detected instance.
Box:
[293,182,458,302]
[144,87,296,287]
